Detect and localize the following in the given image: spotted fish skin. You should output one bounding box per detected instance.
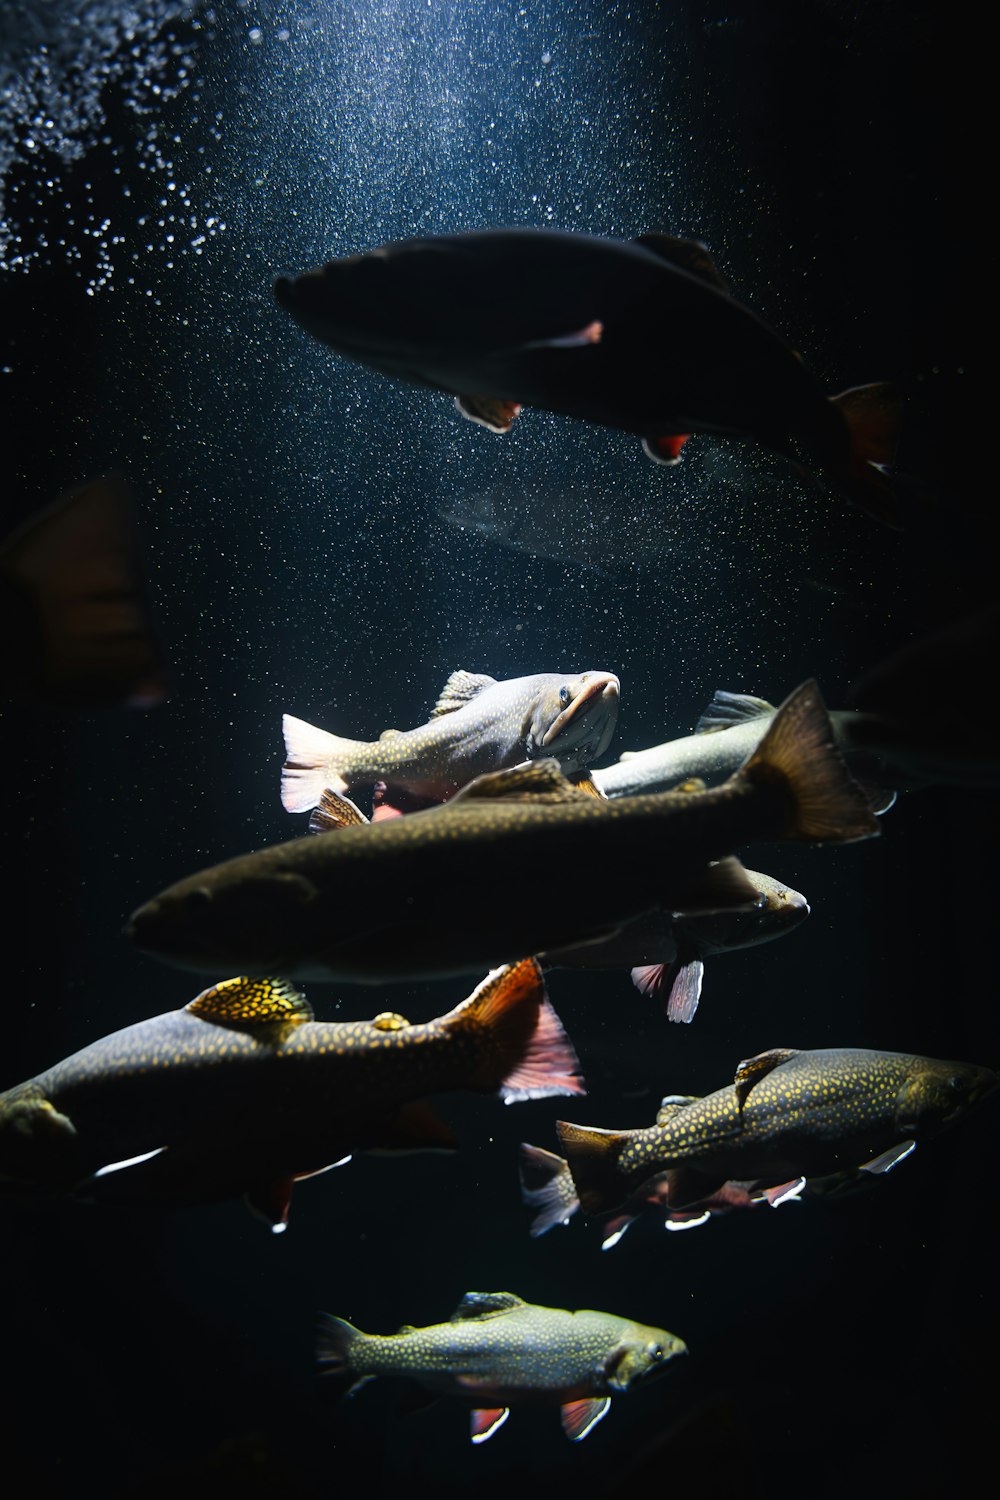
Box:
[318,1291,686,1441]
[557,1047,998,1215]
[281,668,620,813]
[0,964,582,1219]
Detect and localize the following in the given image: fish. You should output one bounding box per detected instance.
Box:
[556,1046,998,1215]
[0,961,583,1230]
[281,666,620,815]
[519,1138,804,1248]
[0,474,169,709]
[274,227,903,526]
[317,1289,687,1443]
[592,688,899,809]
[127,679,879,984]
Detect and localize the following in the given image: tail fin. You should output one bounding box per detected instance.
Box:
[316,1313,363,1377]
[444,960,585,1103]
[737,680,880,843]
[555,1120,632,1214]
[282,714,361,811]
[829,382,905,528]
[518,1143,580,1236]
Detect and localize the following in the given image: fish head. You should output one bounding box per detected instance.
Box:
[672,869,810,954]
[126,862,321,976]
[894,1059,999,1136]
[526,670,620,770]
[603,1322,688,1392]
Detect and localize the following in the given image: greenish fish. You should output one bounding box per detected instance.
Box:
[0,961,582,1230]
[317,1289,686,1443]
[282,666,620,815]
[557,1046,998,1215]
[128,679,877,984]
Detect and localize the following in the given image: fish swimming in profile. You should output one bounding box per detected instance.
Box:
[281,667,620,815]
[0,961,582,1230]
[0,474,169,709]
[557,1046,998,1215]
[274,227,903,525]
[128,679,878,984]
[317,1289,687,1443]
[592,687,899,809]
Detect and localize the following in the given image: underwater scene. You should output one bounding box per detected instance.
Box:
[1,2,993,1496]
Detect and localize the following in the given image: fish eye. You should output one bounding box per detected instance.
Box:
[947,1074,965,1093]
[649,1344,664,1361]
[559,686,571,706]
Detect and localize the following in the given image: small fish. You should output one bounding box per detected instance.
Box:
[593,688,898,809]
[557,1047,998,1215]
[0,961,582,1229]
[317,1289,687,1443]
[127,680,878,984]
[282,667,620,815]
[0,475,169,709]
[274,228,903,525]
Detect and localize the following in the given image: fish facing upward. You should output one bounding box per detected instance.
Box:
[317,1290,686,1444]
[0,474,170,709]
[127,679,878,984]
[556,1046,998,1215]
[592,688,898,809]
[281,667,620,815]
[274,227,903,526]
[0,962,583,1230]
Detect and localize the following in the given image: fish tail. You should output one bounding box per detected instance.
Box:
[316,1313,362,1377]
[518,1142,580,1236]
[829,381,905,527]
[444,959,585,1103]
[737,679,880,843]
[555,1120,633,1214]
[281,714,361,811]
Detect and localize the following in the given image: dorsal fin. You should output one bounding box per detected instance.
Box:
[695,690,777,735]
[450,1291,526,1322]
[634,233,730,293]
[185,976,314,1030]
[430,670,497,717]
[734,1047,800,1111]
[309,787,371,834]
[451,758,597,805]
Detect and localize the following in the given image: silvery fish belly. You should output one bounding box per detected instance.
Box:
[556,1046,998,1215]
[281,666,620,814]
[317,1290,687,1443]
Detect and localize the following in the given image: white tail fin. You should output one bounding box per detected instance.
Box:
[281,713,354,811]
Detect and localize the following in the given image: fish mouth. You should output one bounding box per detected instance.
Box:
[541,672,621,760]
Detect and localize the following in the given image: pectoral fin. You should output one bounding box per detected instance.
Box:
[561,1396,611,1441]
[455,395,522,432]
[471,1408,510,1444]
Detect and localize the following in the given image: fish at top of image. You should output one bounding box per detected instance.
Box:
[317,1289,687,1445]
[274,226,904,526]
[281,667,620,817]
[556,1045,998,1217]
[0,960,582,1232]
[127,679,877,985]
[0,474,170,711]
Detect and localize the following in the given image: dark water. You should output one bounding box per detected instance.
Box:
[0,3,993,1496]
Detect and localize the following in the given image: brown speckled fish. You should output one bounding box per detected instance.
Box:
[317,1290,686,1443]
[557,1047,997,1215]
[0,962,582,1229]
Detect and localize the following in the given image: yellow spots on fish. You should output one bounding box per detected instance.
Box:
[372,1013,410,1031]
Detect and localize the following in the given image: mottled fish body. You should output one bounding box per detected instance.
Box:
[318,1290,686,1442]
[0,963,582,1227]
[274,227,902,525]
[557,1046,997,1215]
[128,680,878,984]
[282,667,620,814]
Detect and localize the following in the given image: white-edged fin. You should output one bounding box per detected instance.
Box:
[561,1396,611,1442]
[600,1217,636,1250]
[93,1146,166,1178]
[521,319,603,350]
[666,959,704,1024]
[665,1210,711,1232]
[766,1177,806,1206]
[695,690,776,734]
[471,1408,509,1444]
[455,394,521,432]
[281,713,352,809]
[294,1156,353,1180]
[860,1140,916,1174]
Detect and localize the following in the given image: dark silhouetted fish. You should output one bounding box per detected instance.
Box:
[317,1289,686,1443]
[274,228,903,525]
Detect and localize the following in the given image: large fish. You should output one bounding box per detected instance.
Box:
[281,667,620,815]
[274,228,903,525]
[557,1046,998,1215]
[592,687,899,807]
[317,1289,686,1443]
[0,962,582,1230]
[127,680,878,984]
